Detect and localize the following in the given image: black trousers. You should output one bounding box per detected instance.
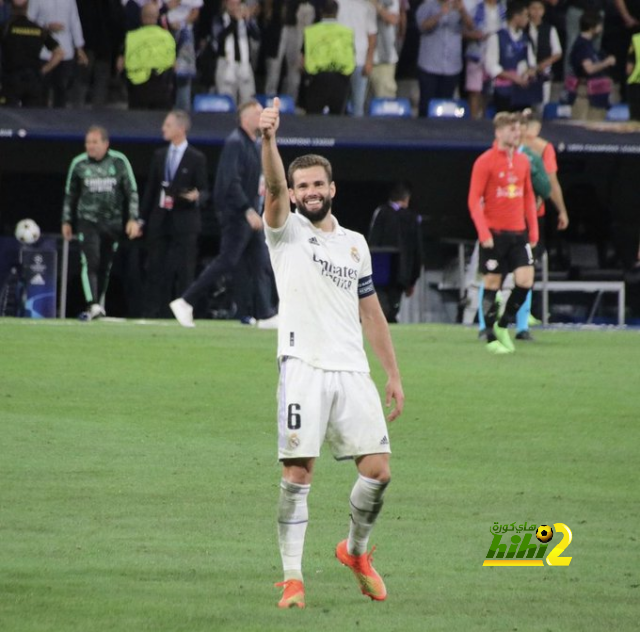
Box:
[376,285,404,324]
[2,69,45,107]
[127,71,174,111]
[42,59,76,108]
[629,83,640,122]
[305,72,350,115]
[182,219,275,320]
[77,220,121,307]
[144,229,198,318]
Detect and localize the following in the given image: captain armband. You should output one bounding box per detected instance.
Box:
[358,275,376,299]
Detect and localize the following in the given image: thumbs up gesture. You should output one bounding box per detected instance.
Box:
[259,96,280,140]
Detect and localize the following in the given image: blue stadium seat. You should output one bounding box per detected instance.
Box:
[368,97,413,117]
[543,102,572,120]
[606,103,630,122]
[255,94,296,114]
[192,93,236,113]
[427,99,469,119]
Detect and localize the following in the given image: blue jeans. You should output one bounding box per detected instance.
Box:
[349,66,369,117]
[175,76,192,111]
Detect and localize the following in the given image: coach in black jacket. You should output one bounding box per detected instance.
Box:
[141,109,208,318]
[169,99,277,328]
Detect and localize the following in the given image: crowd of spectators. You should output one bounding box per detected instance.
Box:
[1,0,640,120]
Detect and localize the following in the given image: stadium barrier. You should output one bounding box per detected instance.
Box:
[539,252,626,326]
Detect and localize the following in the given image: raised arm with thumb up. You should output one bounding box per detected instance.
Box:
[260,96,289,228]
[260,96,281,140]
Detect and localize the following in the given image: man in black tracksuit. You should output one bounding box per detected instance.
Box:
[169,99,277,328]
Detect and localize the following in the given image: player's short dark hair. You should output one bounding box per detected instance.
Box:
[507,0,528,20]
[86,125,109,142]
[288,154,333,186]
[580,9,602,32]
[389,181,412,202]
[493,111,520,129]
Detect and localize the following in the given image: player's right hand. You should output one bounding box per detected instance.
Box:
[259,97,280,139]
[480,238,494,249]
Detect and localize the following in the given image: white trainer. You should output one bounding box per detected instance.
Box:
[79,303,105,321]
[89,303,106,319]
[257,314,279,330]
[169,298,195,328]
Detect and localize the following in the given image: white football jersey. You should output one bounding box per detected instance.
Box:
[265,211,375,372]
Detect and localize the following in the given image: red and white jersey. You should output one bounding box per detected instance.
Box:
[468,141,539,244]
[265,211,375,372]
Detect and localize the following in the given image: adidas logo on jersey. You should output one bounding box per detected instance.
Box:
[379,435,389,446]
[308,237,319,245]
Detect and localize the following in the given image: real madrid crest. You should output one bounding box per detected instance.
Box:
[288,433,300,449]
[350,246,360,263]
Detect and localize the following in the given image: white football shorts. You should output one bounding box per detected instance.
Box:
[276,356,391,460]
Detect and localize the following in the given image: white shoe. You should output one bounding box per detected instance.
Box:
[257,314,279,330]
[79,303,105,322]
[169,298,195,328]
[89,303,106,319]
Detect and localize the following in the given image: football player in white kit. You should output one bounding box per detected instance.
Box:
[260,98,405,609]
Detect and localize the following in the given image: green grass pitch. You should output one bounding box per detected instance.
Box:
[1,319,639,631]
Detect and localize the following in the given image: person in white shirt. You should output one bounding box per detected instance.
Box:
[337,0,377,116]
[484,0,537,112]
[259,97,404,609]
[464,0,506,119]
[525,0,562,106]
[370,0,401,98]
[166,0,203,110]
[213,0,260,104]
[28,0,88,107]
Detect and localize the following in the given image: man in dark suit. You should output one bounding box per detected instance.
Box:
[141,109,208,318]
[169,99,278,328]
[368,182,422,323]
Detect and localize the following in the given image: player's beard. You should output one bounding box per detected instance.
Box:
[296,195,332,224]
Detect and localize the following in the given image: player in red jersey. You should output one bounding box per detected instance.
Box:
[468,111,538,353]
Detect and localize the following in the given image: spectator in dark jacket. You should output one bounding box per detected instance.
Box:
[0,0,64,107]
[170,99,278,328]
[74,0,126,107]
[368,182,422,323]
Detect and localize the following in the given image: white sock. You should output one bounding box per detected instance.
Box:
[277,479,310,581]
[347,474,389,556]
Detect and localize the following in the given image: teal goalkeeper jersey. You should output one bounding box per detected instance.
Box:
[62,150,139,227]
